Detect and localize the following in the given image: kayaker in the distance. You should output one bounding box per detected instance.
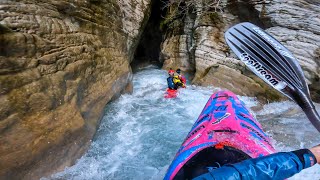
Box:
[167,68,184,90]
[176,68,186,88]
[167,69,175,90]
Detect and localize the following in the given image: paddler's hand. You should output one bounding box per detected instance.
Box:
[309,144,320,164]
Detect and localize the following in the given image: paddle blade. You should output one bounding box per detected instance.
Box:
[225,22,320,132]
[225,22,309,101]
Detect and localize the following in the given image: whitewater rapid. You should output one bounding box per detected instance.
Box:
[44,66,320,180]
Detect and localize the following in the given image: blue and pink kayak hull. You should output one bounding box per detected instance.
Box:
[164,90,276,180]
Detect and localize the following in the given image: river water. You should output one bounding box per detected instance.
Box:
[44,66,320,180]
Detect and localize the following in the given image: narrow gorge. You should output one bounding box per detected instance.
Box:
[0,0,319,179]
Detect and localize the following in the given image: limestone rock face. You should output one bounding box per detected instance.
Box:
[190,6,283,101]
[0,0,151,179]
[161,0,277,99]
[161,35,193,71]
[161,13,196,72]
[256,0,320,101]
[162,0,319,101]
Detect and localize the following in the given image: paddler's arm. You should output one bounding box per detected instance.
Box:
[309,144,320,163]
[193,146,320,180]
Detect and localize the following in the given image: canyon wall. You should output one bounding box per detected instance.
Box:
[0,0,152,179]
[161,0,319,102]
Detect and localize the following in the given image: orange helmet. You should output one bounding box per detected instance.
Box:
[168,69,174,75]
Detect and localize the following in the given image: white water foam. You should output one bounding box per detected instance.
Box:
[44,66,320,180]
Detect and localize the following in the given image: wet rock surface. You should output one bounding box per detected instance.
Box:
[0,0,151,179]
[161,0,319,102]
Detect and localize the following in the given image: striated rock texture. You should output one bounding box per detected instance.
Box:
[161,0,319,102]
[0,0,151,179]
[255,0,320,101]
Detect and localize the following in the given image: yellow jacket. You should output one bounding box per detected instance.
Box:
[173,75,185,87]
[173,75,181,83]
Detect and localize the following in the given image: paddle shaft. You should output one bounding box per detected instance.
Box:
[301,100,320,132]
[295,89,320,132]
[305,107,320,132]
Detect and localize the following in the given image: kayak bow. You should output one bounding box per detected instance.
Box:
[164,90,275,180]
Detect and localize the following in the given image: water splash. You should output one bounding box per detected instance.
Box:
[44,66,320,180]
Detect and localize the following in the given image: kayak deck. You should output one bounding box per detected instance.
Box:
[164,88,178,98]
[164,90,276,180]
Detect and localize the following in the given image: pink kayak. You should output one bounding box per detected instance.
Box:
[164,88,178,99]
[164,90,276,180]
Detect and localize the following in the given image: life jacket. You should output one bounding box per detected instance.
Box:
[173,76,182,84]
[167,77,175,89]
[173,76,185,88]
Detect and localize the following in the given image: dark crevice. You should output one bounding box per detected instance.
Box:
[226,0,272,29]
[131,0,168,72]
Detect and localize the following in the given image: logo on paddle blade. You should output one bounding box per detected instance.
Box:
[240,53,287,90]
